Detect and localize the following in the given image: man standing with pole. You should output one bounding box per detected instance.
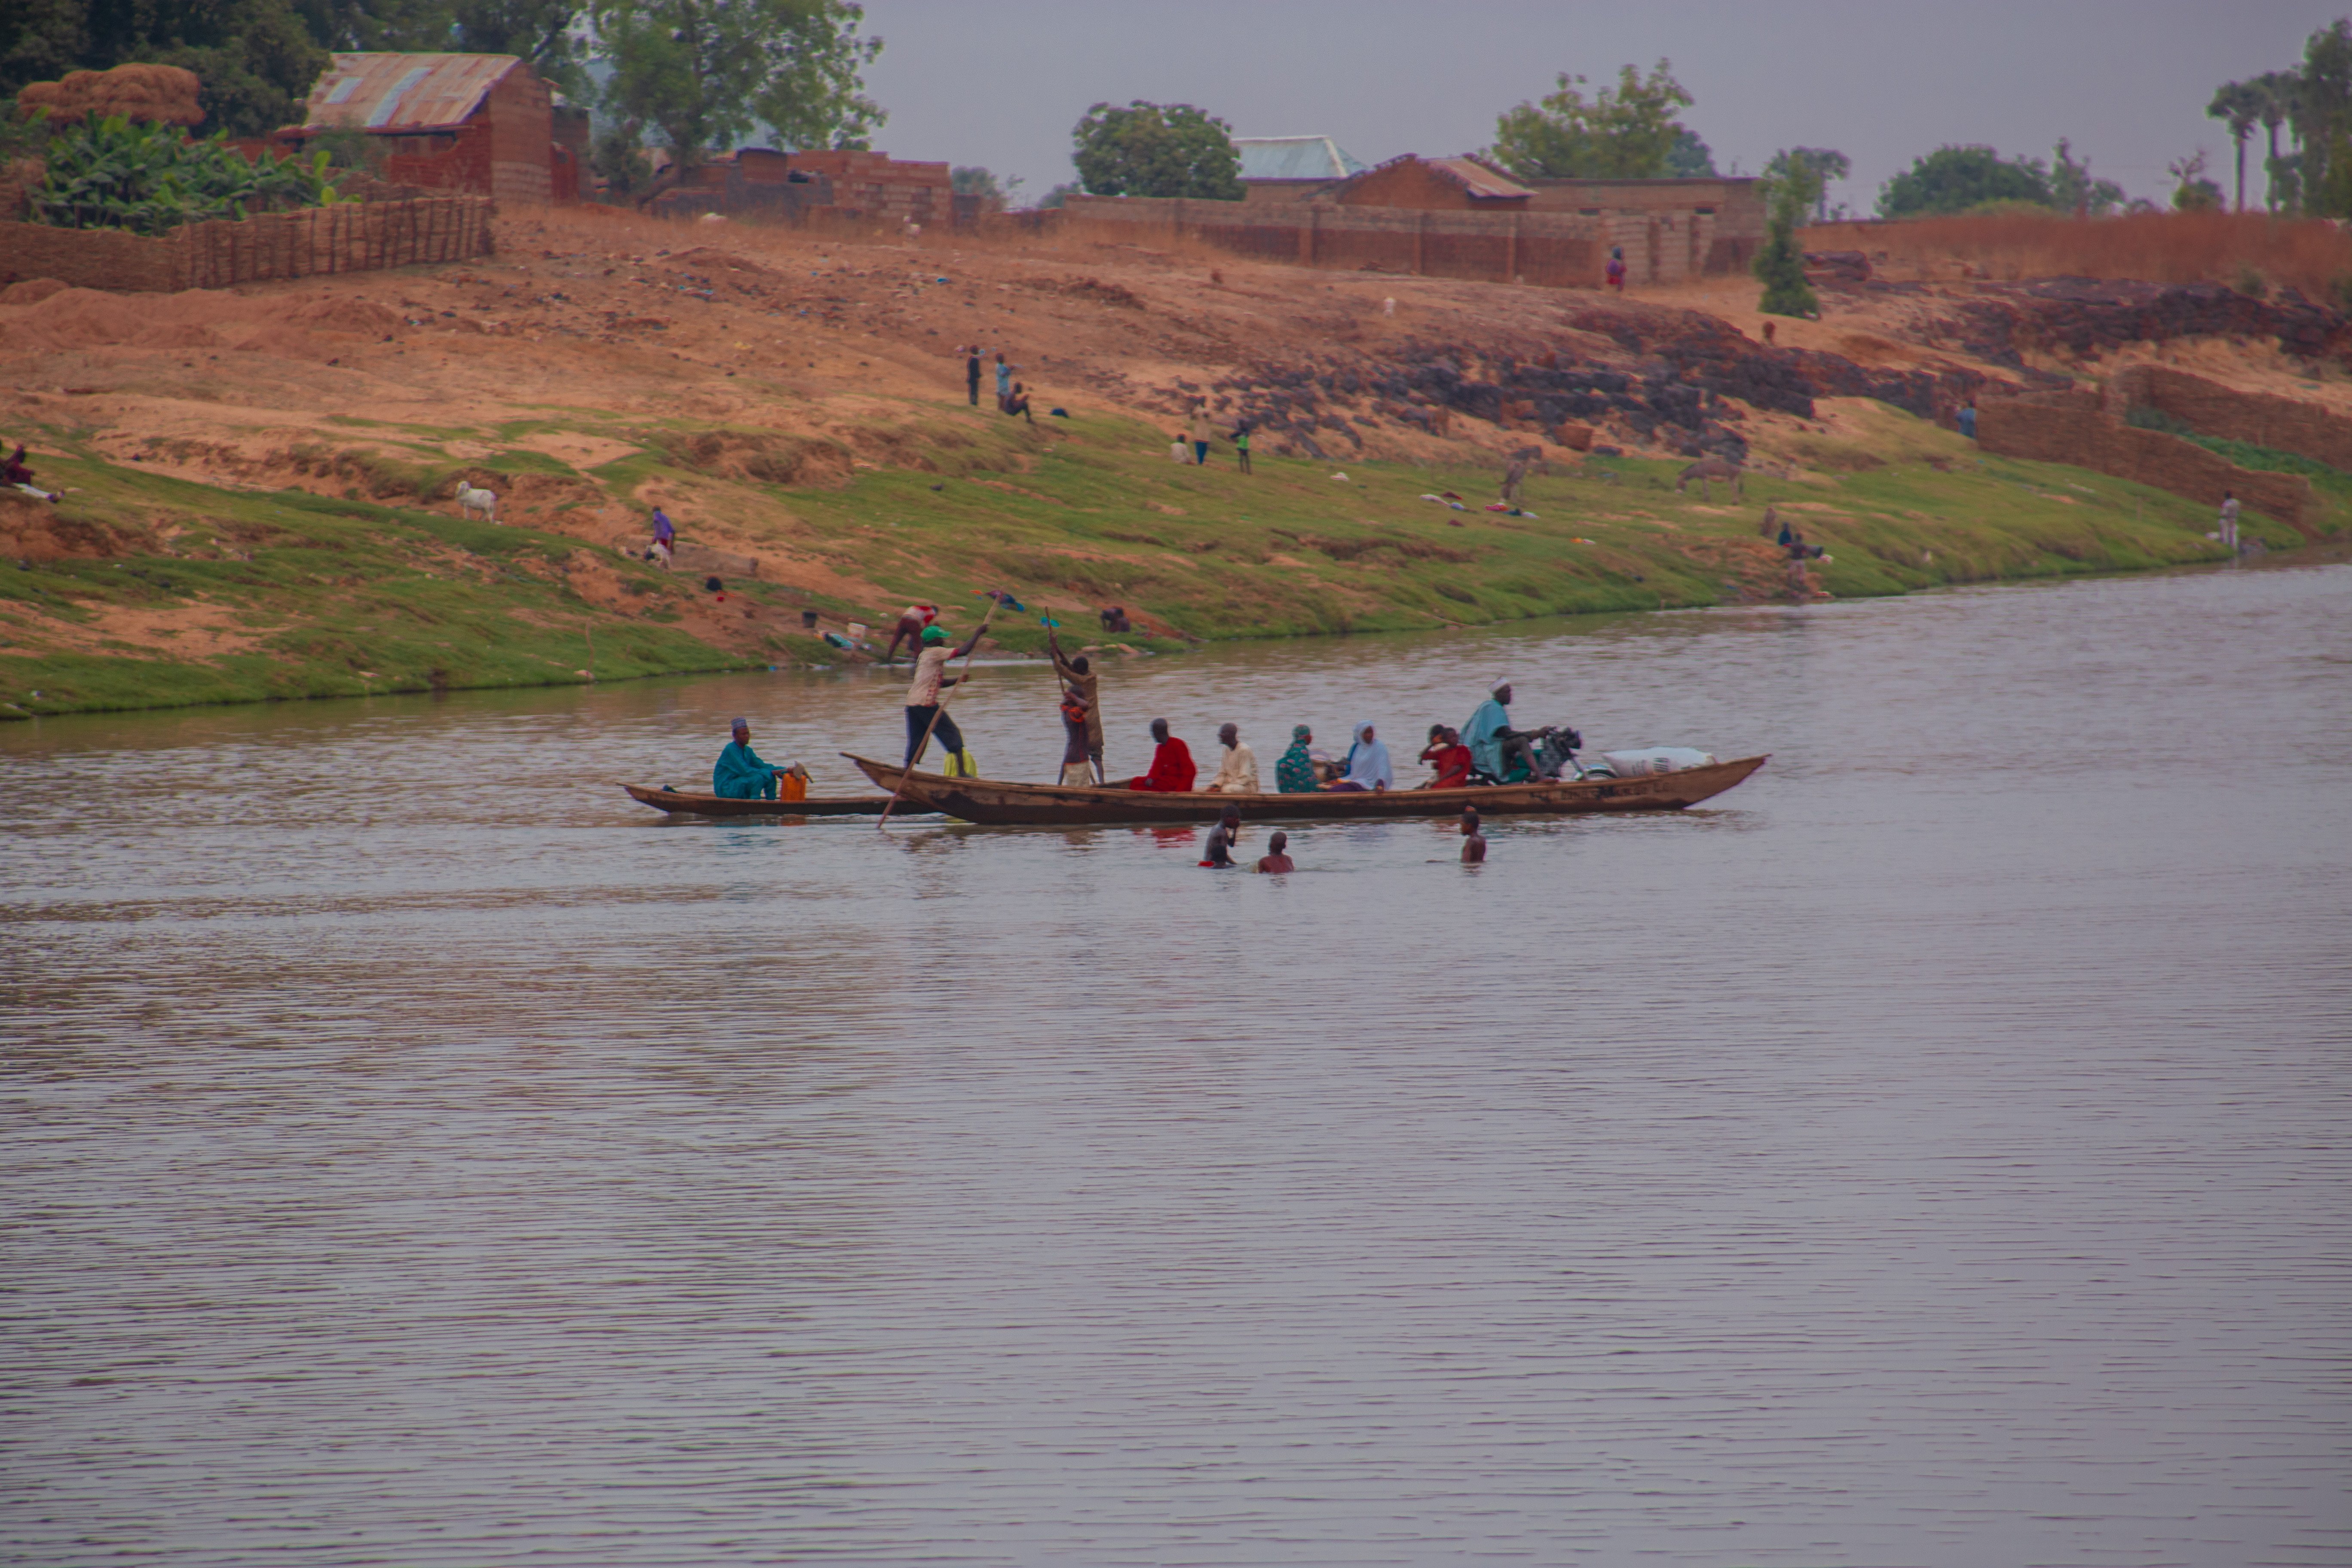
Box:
[880,597,1001,827]
[1048,623,1104,783]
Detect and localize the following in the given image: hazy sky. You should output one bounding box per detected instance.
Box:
[857,0,2343,212]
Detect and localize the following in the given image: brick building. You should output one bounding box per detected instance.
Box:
[293,54,573,205]
[1330,154,1534,211]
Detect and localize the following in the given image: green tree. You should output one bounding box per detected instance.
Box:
[2296,19,2352,217]
[1664,127,1715,177]
[450,0,591,94]
[1070,101,1240,199]
[1752,151,1817,319]
[2168,150,2225,212]
[1763,145,1850,222]
[289,0,454,53]
[1,0,329,137]
[1876,144,2052,217]
[950,164,1021,210]
[2206,78,2262,211]
[2049,138,2124,216]
[591,0,882,177]
[1488,59,1695,179]
[2254,69,2300,211]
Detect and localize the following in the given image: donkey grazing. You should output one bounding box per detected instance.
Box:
[1676,457,1745,501]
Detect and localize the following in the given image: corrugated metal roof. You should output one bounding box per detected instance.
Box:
[1427,157,1534,200]
[1234,136,1366,182]
[303,53,524,132]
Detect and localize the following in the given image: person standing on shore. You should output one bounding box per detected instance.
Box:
[1232,418,1253,474]
[995,352,1014,410]
[1189,404,1216,465]
[883,603,940,665]
[1605,246,1626,293]
[965,345,982,407]
[2218,491,2240,551]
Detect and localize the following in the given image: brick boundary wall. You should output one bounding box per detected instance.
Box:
[1978,397,2321,538]
[1059,196,1755,288]
[2109,364,2352,472]
[0,196,494,292]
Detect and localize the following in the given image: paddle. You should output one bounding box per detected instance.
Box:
[877,591,1008,830]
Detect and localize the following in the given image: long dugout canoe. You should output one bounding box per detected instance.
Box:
[843,753,1768,827]
[621,783,935,818]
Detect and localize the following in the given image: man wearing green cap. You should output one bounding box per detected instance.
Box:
[904,621,985,767]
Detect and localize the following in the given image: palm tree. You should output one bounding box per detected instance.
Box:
[2207,80,2262,211]
[2256,69,2301,212]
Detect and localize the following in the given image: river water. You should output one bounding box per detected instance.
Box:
[5,560,2348,1567]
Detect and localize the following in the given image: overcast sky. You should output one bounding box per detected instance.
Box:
[857,0,2343,212]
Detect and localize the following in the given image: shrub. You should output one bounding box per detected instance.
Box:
[29,114,340,236]
[2124,405,2196,436]
[1753,151,1818,318]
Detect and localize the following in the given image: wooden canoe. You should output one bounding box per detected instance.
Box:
[620,783,934,818]
[842,752,1767,826]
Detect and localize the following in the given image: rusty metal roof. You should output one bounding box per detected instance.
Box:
[1427,157,1534,201]
[303,53,524,132]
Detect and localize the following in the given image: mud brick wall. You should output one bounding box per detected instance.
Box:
[0,220,187,290]
[1064,198,1630,287]
[0,197,494,292]
[2110,364,2352,471]
[1978,398,2320,537]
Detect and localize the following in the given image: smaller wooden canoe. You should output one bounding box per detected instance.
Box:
[842,752,1768,826]
[621,783,932,818]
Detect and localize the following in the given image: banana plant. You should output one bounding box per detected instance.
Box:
[31,114,346,236]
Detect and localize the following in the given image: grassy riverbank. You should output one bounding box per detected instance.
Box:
[0,398,2303,719]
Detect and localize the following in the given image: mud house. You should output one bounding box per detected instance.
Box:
[650,149,960,227]
[1234,135,1366,204]
[289,54,582,205]
[1061,151,1767,287]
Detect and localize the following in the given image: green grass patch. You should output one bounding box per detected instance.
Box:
[0,397,2282,719]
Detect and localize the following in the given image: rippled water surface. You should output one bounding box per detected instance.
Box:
[6,562,2350,1567]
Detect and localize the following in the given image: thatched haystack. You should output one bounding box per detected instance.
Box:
[17,64,205,128]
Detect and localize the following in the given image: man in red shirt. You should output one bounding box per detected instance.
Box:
[1129,718,1196,792]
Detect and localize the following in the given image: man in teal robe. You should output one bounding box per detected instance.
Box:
[713,717,782,799]
[1463,679,1537,781]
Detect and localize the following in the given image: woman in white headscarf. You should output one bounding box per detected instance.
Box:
[1330,721,1393,792]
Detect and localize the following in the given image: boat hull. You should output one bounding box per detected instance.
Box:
[621,783,926,818]
[843,753,1767,826]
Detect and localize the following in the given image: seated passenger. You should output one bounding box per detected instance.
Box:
[1326,721,1392,793]
[712,717,783,799]
[1128,718,1196,792]
[1419,725,1473,790]
[1275,725,1317,793]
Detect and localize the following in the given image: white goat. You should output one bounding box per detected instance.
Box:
[456,483,498,523]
